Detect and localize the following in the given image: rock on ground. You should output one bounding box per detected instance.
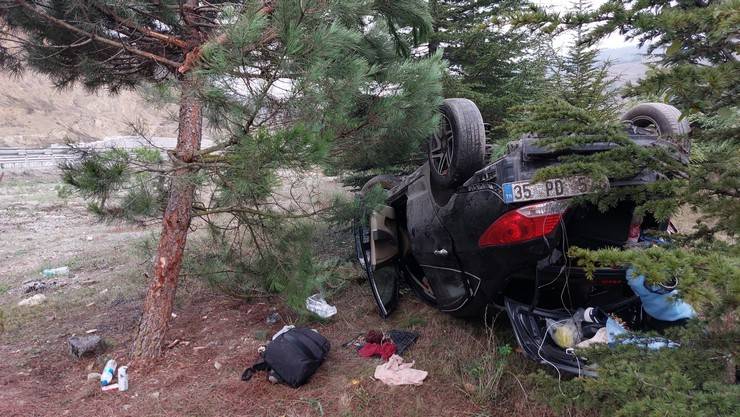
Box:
[68,335,104,359]
[17,294,46,306]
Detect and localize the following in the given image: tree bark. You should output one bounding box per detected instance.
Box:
[132,75,202,359]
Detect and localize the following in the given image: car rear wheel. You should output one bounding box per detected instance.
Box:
[621,102,690,137]
[428,98,487,190]
[360,174,401,196]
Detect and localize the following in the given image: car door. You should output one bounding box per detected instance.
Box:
[405,169,471,312]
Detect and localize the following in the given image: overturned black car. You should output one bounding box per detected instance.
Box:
[354,98,691,376]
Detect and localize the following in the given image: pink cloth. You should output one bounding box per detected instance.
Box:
[373,354,428,386]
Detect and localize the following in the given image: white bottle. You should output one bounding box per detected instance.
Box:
[117,366,129,391]
[100,359,117,386]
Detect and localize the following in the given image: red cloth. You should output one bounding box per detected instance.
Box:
[365,330,383,344]
[358,341,396,360]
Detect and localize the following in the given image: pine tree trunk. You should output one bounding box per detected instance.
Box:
[132,75,202,359]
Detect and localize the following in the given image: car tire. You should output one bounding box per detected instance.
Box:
[360,174,401,196]
[621,103,690,137]
[428,98,487,190]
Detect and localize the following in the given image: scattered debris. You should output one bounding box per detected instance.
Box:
[85,329,97,334]
[166,339,180,349]
[68,335,104,359]
[272,325,295,340]
[242,327,330,388]
[85,235,93,241]
[85,302,95,307]
[101,383,119,391]
[22,280,47,293]
[374,354,427,386]
[117,366,129,391]
[41,266,69,277]
[305,294,337,318]
[18,293,46,307]
[214,361,222,370]
[171,313,177,318]
[193,346,207,351]
[100,359,117,386]
[265,311,281,325]
[359,341,396,360]
[388,330,419,355]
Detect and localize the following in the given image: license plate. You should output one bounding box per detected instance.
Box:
[502,176,607,204]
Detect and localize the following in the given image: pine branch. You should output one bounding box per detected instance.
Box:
[93,3,188,49]
[14,0,182,69]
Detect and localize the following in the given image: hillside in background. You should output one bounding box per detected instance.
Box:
[598,45,649,85]
[0,46,648,149]
[0,72,177,148]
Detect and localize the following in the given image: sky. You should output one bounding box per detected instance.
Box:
[536,0,639,51]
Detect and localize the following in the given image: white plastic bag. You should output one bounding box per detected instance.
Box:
[305,294,337,318]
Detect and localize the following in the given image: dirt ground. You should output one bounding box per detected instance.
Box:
[0,170,568,417]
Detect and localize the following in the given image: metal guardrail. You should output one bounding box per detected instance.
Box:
[0,136,214,170]
[0,147,78,169]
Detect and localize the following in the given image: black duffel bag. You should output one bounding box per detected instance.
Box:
[241,327,330,388]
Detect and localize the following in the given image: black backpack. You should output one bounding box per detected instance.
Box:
[241,327,330,388]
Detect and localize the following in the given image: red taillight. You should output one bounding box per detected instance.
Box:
[478,200,569,247]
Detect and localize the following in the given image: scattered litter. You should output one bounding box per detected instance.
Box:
[86,236,93,241]
[547,318,581,349]
[305,294,337,319]
[575,327,608,349]
[365,330,383,344]
[193,346,207,351]
[359,341,396,360]
[202,315,208,319]
[166,339,180,349]
[626,268,696,321]
[214,361,222,370]
[171,313,178,318]
[388,330,419,355]
[118,366,129,391]
[606,317,679,350]
[87,372,101,381]
[265,311,281,325]
[100,359,117,386]
[69,335,103,359]
[101,383,119,391]
[242,327,330,388]
[341,333,365,350]
[85,329,97,334]
[99,288,108,295]
[374,354,427,386]
[41,266,69,277]
[22,280,47,293]
[85,302,95,307]
[272,325,295,340]
[18,294,46,307]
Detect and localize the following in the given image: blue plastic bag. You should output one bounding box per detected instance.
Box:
[626,268,696,322]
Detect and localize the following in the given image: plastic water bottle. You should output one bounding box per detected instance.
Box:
[100,359,117,386]
[41,266,69,277]
[117,366,129,391]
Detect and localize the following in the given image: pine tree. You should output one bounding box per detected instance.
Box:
[429,0,555,139]
[0,0,442,359]
[513,1,739,414]
[553,0,620,122]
